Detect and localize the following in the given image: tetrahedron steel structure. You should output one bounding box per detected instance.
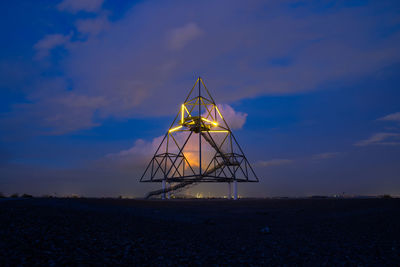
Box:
[140,77,258,198]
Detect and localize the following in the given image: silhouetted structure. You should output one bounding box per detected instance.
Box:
[140,77,258,199]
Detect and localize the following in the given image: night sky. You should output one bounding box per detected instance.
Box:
[1,0,400,197]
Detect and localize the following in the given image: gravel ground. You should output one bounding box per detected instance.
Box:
[0,197,399,266]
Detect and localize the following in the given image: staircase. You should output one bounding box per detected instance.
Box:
[144,161,227,199]
[201,132,239,165]
[144,180,197,199]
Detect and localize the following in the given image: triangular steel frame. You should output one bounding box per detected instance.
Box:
[140,77,258,185]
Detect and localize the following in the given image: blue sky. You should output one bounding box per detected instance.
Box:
[1,0,400,197]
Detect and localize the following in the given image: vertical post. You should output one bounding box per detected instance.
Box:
[198,76,202,176]
[228,182,232,199]
[162,179,166,200]
[167,182,171,199]
[234,180,238,200]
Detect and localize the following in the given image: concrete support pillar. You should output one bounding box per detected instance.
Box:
[228,182,232,199]
[162,179,166,200]
[233,180,238,200]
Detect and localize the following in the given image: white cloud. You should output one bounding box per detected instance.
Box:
[57,0,104,13]
[34,34,71,59]
[107,136,164,159]
[378,112,400,122]
[168,23,204,50]
[355,132,400,146]
[217,104,247,130]
[256,159,293,167]
[100,136,166,173]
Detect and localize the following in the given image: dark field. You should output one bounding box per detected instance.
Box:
[0,198,399,266]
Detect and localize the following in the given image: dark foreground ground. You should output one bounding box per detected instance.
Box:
[0,198,399,266]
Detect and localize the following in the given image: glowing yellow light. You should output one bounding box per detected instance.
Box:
[201,118,218,126]
[184,105,190,115]
[215,106,223,119]
[205,130,229,133]
[181,104,184,124]
[169,126,182,133]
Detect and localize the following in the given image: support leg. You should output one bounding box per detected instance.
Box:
[228,182,232,199]
[234,180,238,200]
[162,179,166,200]
[167,182,171,199]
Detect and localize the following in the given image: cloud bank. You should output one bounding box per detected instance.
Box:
[3,0,399,135]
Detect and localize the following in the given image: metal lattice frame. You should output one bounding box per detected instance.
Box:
[140,77,258,185]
